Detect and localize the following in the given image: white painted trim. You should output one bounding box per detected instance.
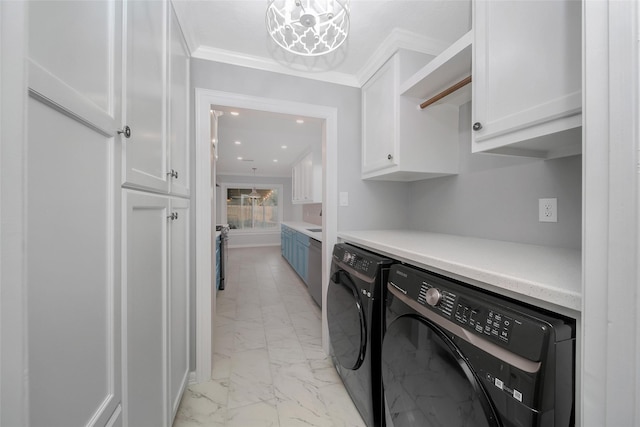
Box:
[0,2,28,426]
[194,89,338,381]
[195,91,214,383]
[582,1,640,426]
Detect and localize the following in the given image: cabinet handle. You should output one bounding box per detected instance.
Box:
[167,169,178,179]
[472,122,483,131]
[167,212,179,220]
[387,154,393,160]
[117,125,131,138]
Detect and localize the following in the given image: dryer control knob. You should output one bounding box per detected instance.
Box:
[425,288,442,307]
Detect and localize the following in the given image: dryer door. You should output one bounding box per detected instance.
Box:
[327,268,367,370]
[382,314,500,427]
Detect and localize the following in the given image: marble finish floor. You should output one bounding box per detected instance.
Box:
[173,246,366,427]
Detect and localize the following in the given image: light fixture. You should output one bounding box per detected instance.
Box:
[248,168,261,199]
[296,119,305,124]
[265,0,350,57]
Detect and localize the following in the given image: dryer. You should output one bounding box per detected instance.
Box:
[382,263,575,427]
[328,243,394,427]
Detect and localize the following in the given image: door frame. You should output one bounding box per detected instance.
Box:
[194,88,338,382]
[0,2,28,425]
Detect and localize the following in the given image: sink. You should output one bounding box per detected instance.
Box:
[307,228,322,233]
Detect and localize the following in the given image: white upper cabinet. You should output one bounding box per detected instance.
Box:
[471,0,582,158]
[292,150,321,204]
[362,50,460,181]
[168,5,190,196]
[123,0,168,193]
[122,1,191,195]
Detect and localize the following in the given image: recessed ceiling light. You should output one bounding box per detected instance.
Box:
[273,159,278,162]
[237,156,243,160]
[234,141,241,145]
[230,111,240,116]
[296,119,304,124]
[281,145,287,149]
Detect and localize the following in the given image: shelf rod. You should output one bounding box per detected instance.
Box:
[419,75,472,109]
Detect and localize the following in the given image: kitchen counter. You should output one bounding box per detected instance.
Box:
[338,230,581,315]
[282,221,322,242]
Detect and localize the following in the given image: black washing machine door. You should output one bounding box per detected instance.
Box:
[328,269,367,370]
[382,314,501,427]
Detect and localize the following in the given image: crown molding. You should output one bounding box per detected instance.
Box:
[192,46,361,87]
[191,28,451,89]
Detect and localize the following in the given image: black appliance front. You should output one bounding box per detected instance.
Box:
[328,243,394,427]
[382,264,575,427]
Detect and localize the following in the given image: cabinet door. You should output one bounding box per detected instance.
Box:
[169,198,189,419]
[123,0,169,192]
[472,0,581,155]
[124,191,168,427]
[26,1,122,425]
[362,56,398,174]
[168,5,190,196]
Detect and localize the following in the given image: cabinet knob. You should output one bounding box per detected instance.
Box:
[117,125,131,138]
[167,212,179,221]
[387,154,393,160]
[472,122,483,131]
[167,169,179,179]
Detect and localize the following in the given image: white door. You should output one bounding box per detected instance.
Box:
[123,191,168,427]
[26,1,123,425]
[122,0,169,193]
[169,198,190,418]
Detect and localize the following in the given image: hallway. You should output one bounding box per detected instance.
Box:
[173,246,365,426]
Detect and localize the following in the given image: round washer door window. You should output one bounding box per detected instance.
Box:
[327,269,367,370]
[382,314,500,427]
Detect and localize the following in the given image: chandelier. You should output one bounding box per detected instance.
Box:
[265,0,350,57]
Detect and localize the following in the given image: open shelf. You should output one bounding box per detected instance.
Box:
[400,30,472,107]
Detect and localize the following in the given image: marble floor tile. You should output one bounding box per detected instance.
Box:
[172,246,366,427]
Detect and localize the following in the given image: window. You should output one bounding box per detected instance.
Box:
[222,184,282,232]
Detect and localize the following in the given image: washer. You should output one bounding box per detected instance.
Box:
[382,263,575,427]
[328,243,395,427]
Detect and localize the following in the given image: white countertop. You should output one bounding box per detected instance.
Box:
[282,221,322,242]
[338,230,581,314]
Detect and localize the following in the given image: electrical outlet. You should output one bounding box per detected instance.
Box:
[539,198,557,222]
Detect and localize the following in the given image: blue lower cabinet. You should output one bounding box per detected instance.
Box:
[281,226,310,284]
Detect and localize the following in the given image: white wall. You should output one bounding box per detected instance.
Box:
[191,59,411,232]
[409,102,582,249]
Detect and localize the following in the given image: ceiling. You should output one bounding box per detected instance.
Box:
[176,1,471,177]
[212,105,323,177]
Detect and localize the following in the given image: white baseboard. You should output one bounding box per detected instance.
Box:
[228,243,281,249]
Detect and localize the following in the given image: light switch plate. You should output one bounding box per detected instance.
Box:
[339,192,349,206]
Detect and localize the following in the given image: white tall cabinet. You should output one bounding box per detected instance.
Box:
[23,1,191,426]
[26,1,124,426]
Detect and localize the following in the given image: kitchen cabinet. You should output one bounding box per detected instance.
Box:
[362,49,460,181]
[292,150,321,204]
[124,191,189,427]
[471,0,582,158]
[281,225,310,284]
[123,2,190,195]
[294,232,310,283]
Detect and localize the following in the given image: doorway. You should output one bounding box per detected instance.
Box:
[194,89,338,382]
